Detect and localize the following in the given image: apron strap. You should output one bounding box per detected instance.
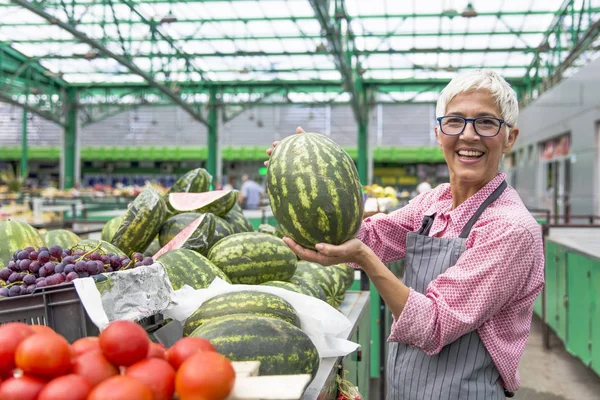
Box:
[459,180,508,238]
[417,214,436,236]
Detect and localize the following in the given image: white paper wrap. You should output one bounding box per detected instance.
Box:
[158,278,360,359]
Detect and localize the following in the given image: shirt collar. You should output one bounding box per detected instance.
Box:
[446,173,507,227]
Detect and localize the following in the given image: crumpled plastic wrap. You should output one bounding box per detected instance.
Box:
[73,263,177,330]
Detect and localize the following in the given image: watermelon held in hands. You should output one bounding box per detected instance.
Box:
[168,190,239,217]
[266,132,364,250]
[111,188,167,256]
[0,220,45,268]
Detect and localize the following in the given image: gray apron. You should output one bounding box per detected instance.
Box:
[387,180,509,400]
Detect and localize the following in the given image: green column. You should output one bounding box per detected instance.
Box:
[63,87,77,189]
[207,86,218,184]
[356,84,368,185]
[21,109,28,179]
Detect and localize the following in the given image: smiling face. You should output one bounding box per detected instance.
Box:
[436,89,519,192]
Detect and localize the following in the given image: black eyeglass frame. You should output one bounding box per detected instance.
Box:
[436,116,512,138]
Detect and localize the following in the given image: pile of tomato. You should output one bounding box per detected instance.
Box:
[0,320,235,400]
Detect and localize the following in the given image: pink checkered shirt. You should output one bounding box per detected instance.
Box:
[355,173,544,391]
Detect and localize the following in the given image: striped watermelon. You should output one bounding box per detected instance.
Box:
[43,229,80,249]
[143,237,161,257]
[294,261,342,308]
[101,215,125,242]
[266,132,364,250]
[0,221,45,268]
[158,213,215,255]
[75,239,126,257]
[222,204,254,233]
[169,190,239,217]
[166,168,212,217]
[210,215,235,246]
[324,266,347,308]
[183,290,300,336]
[156,248,230,290]
[258,224,284,239]
[331,263,355,291]
[111,188,167,256]
[208,232,297,284]
[260,280,314,297]
[289,276,327,302]
[190,314,319,377]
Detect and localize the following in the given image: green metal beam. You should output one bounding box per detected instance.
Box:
[7,30,549,44]
[0,43,67,88]
[2,10,591,26]
[207,86,218,181]
[21,109,28,179]
[39,47,545,60]
[10,0,208,125]
[63,87,77,189]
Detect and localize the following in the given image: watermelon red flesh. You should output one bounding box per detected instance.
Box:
[168,190,239,217]
[266,132,364,250]
[153,214,213,260]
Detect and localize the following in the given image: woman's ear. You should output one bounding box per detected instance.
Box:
[503,127,519,154]
[435,126,443,149]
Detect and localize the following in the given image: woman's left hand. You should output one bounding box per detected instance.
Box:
[282,237,370,266]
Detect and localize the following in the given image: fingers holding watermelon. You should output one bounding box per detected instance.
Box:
[282,237,369,267]
[264,126,306,167]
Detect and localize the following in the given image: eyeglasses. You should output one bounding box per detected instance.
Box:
[437,116,512,138]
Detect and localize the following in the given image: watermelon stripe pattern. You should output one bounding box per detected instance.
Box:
[0,221,45,268]
[208,232,297,285]
[166,168,212,216]
[184,290,300,336]
[266,132,364,250]
[43,230,81,249]
[101,215,125,242]
[222,205,254,233]
[111,188,167,256]
[158,212,215,256]
[190,314,320,377]
[157,248,230,290]
[76,240,126,257]
[260,281,313,297]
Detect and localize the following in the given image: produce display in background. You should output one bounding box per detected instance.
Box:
[0,320,236,400]
[0,242,153,298]
[266,132,364,250]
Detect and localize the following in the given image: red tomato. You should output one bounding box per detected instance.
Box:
[175,351,235,400]
[147,342,167,359]
[37,374,92,400]
[166,336,216,370]
[15,333,72,378]
[29,325,56,336]
[72,350,118,387]
[0,322,33,375]
[99,320,149,366]
[126,357,175,400]
[0,375,46,400]
[87,375,153,400]
[71,337,100,356]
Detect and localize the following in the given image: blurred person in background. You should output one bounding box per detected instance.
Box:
[239,174,264,210]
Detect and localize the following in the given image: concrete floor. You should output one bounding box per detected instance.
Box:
[370,317,600,399]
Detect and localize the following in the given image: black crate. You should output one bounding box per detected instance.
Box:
[0,283,163,343]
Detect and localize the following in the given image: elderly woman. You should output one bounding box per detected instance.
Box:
[267,70,544,399]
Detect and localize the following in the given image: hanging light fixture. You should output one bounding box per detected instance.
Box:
[160,13,178,24]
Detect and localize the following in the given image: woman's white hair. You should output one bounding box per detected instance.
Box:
[435,69,519,127]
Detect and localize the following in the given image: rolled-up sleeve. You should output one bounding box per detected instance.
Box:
[388,221,540,354]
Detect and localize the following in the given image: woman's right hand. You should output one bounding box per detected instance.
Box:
[264,126,305,167]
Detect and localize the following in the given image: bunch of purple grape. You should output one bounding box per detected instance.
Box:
[0,244,154,298]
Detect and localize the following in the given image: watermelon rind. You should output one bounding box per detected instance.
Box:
[101,215,126,242]
[330,263,355,292]
[0,220,45,268]
[75,239,126,257]
[222,204,254,233]
[266,132,364,250]
[183,290,301,336]
[158,213,215,256]
[258,224,284,239]
[165,168,213,216]
[43,229,81,249]
[111,188,167,256]
[190,314,320,377]
[156,248,230,290]
[169,190,239,217]
[259,280,313,297]
[208,232,297,285]
[289,276,328,302]
[143,237,161,257]
[294,261,342,308]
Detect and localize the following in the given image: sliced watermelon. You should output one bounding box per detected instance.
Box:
[168,190,239,217]
[153,214,209,260]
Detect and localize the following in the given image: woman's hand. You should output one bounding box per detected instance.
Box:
[282,237,371,267]
[264,126,305,167]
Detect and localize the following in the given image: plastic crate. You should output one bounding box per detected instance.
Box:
[0,283,164,343]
